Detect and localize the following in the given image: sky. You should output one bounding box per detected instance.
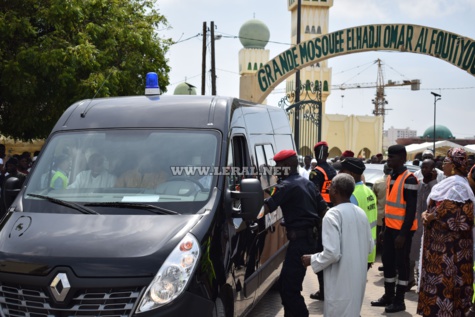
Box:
[158,0,475,139]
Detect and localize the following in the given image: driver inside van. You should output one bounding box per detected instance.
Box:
[50,154,71,189]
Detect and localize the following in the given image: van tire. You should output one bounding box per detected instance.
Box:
[212,297,226,317]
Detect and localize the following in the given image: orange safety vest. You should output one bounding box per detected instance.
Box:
[315,166,332,203]
[385,170,418,231]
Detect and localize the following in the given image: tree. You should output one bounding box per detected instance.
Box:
[0,0,171,140]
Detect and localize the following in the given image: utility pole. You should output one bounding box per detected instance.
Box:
[431,92,442,153]
[201,21,218,95]
[201,22,207,95]
[210,21,217,95]
[294,0,302,150]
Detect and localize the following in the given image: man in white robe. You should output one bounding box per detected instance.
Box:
[68,153,116,189]
[302,173,374,317]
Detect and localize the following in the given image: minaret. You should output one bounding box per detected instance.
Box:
[286,0,333,153]
[238,19,270,102]
[287,0,333,111]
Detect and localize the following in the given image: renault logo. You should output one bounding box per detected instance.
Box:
[50,273,71,302]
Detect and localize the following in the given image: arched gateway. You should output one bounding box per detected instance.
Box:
[240,24,475,103]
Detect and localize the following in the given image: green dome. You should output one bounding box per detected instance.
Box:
[239,19,270,49]
[174,82,197,95]
[422,125,454,139]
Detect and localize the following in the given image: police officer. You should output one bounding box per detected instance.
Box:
[310,141,337,207]
[309,141,336,301]
[264,149,327,317]
[371,144,418,313]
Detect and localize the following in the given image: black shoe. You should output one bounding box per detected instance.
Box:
[405,280,416,292]
[309,290,324,301]
[378,265,384,271]
[385,302,406,313]
[371,295,393,307]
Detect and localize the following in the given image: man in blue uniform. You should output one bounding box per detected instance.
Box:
[264,149,327,317]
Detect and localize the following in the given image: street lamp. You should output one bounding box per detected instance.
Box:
[431,92,442,154]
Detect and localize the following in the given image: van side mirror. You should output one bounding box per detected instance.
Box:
[4,177,22,204]
[230,178,263,222]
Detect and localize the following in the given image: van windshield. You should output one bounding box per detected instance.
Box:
[24,130,220,214]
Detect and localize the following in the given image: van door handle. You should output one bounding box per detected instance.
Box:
[269,225,275,233]
[248,222,258,231]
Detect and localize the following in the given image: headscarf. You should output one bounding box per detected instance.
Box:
[428,147,475,206]
[444,147,468,173]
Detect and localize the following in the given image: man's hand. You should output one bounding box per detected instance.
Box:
[394,235,406,249]
[301,255,312,267]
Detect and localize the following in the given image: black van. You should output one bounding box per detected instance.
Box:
[0,74,295,316]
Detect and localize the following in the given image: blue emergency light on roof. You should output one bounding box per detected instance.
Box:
[145,72,161,96]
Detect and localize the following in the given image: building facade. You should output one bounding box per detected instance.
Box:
[239,0,383,159]
[383,126,418,149]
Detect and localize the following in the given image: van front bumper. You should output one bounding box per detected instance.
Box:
[135,291,215,316]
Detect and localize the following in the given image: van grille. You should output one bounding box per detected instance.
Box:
[0,282,143,317]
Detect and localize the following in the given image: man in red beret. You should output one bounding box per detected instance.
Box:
[264,149,327,317]
[341,150,355,158]
[309,141,337,301]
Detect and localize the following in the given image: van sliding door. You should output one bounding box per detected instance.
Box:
[225,133,257,315]
[254,144,287,300]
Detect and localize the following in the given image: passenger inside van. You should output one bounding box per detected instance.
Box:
[115,153,168,188]
[68,153,116,189]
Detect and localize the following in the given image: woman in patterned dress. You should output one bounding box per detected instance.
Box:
[417,148,475,316]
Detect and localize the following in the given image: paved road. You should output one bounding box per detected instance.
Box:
[247,255,419,317]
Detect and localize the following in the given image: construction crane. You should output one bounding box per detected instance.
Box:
[332,59,420,125]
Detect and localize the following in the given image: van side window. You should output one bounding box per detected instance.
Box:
[255,144,275,186]
[226,135,249,190]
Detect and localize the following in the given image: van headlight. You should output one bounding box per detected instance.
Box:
[136,233,200,313]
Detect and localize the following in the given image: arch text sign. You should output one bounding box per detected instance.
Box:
[240,24,475,103]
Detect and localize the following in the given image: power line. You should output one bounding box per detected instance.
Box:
[170,35,475,92]
[216,68,239,75]
[171,33,201,45]
[170,73,201,86]
[219,32,292,46]
[338,61,377,86]
[384,62,411,81]
[171,31,292,47]
[331,60,376,75]
[419,86,475,91]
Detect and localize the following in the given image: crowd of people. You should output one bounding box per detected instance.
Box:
[265,141,475,317]
[0,146,38,215]
[1,141,475,316]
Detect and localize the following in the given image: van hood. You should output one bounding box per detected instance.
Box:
[0,212,202,277]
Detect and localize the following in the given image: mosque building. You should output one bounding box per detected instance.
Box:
[176,4,475,160]
[238,0,383,159]
[396,124,475,159]
[173,82,197,95]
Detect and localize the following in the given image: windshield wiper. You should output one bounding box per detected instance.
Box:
[84,202,180,215]
[27,194,100,215]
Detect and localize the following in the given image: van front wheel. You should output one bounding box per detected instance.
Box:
[212,297,226,317]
